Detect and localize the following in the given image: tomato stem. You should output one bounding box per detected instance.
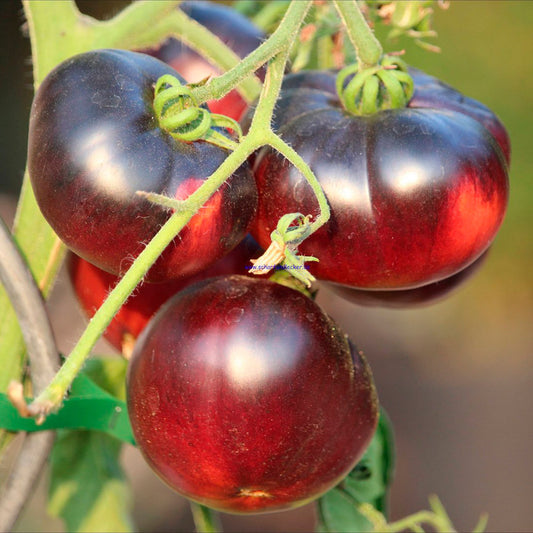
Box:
[189,502,221,533]
[241,11,331,286]
[96,0,262,105]
[383,495,463,532]
[95,1,183,48]
[267,134,330,236]
[332,0,383,70]
[192,0,312,106]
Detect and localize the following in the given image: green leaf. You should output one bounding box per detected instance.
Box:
[83,357,128,401]
[0,360,134,445]
[48,430,134,533]
[344,408,395,513]
[317,489,374,533]
[316,409,396,532]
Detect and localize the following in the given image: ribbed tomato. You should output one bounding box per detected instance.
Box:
[28,49,257,282]
[249,69,509,289]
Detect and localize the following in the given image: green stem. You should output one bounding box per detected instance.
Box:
[332,0,382,69]
[249,46,291,130]
[428,494,457,532]
[4,0,185,401]
[246,8,330,233]
[189,503,221,533]
[244,16,330,242]
[29,139,254,414]
[244,27,330,235]
[95,1,183,47]
[22,0,88,84]
[251,1,290,32]
[104,4,261,102]
[192,0,312,105]
[267,134,330,234]
[102,4,261,105]
[386,511,439,532]
[0,0,98,394]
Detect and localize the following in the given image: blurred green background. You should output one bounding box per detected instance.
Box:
[1,1,532,532]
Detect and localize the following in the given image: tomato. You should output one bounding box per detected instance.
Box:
[250,69,509,290]
[127,275,378,513]
[327,250,488,309]
[67,236,262,354]
[276,69,511,164]
[28,49,257,282]
[143,1,265,121]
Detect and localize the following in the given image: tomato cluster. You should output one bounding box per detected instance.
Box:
[27,0,510,517]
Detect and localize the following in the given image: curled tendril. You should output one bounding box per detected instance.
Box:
[336,54,414,115]
[153,75,242,151]
[250,213,318,287]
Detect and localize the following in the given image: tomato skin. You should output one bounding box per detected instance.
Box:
[327,250,488,309]
[28,49,257,281]
[251,70,509,290]
[127,275,378,514]
[276,68,511,164]
[143,1,265,121]
[408,68,511,165]
[67,236,262,352]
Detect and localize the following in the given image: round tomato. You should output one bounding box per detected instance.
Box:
[143,1,265,121]
[28,49,257,281]
[250,69,509,290]
[326,250,488,309]
[127,275,378,513]
[68,236,262,354]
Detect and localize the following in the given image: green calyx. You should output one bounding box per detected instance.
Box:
[336,55,414,115]
[250,213,319,288]
[153,74,242,151]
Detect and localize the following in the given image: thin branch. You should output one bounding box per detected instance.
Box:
[0,217,59,532]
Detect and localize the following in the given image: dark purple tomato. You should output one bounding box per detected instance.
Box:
[28,49,257,282]
[143,1,265,121]
[67,236,262,354]
[275,68,511,164]
[327,249,488,309]
[127,276,378,513]
[250,69,509,290]
[408,68,511,165]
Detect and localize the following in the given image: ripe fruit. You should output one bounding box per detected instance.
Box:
[127,276,378,513]
[250,69,509,290]
[28,49,257,281]
[327,250,488,309]
[143,1,265,121]
[67,236,262,354]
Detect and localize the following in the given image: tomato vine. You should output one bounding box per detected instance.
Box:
[0,1,509,531]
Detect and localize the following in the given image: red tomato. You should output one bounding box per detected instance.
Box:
[68,236,262,355]
[28,49,257,282]
[127,276,378,513]
[250,69,509,290]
